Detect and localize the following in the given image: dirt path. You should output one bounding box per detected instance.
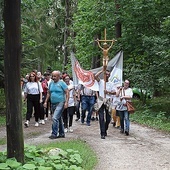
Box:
[0,116,170,170]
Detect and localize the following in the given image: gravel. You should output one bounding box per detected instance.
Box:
[0,115,170,170]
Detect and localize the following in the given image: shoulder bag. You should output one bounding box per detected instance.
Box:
[123,89,135,114]
[126,101,135,114]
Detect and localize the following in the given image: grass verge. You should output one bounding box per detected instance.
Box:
[0,138,6,145]
[131,98,170,133]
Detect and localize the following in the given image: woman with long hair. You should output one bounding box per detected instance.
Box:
[62,74,76,133]
[24,72,43,127]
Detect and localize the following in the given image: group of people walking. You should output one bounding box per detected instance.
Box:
[22,71,51,127]
[95,69,133,139]
[22,68,133,140]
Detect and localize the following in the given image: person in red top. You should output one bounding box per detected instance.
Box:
[44,72,52,119]
[42,78,48,95]
[39,73,49,123]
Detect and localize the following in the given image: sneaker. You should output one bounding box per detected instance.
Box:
[41,120,45,125]
[101,135,105,139]
[87,122,91,126]
[35,122,39,127]
[24,120,29,127]
[39,120,42,124]
[44,117,48,121]
[69,127,73,133]
[57,134,65,138]
[49,135,57,139]
[125,131,129,136]
[91,117,95,121]
[75,118,79,121]
[64,128,68,133]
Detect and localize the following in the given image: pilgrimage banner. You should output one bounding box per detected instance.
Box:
[71,51,123,90]
[71,52,99,91]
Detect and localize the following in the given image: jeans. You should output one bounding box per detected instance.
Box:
[51,102,64,136]
[98,103,111,136]
[81,96,96,124]
[118,110,130,132]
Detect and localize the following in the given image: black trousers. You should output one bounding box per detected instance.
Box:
[98,103,111,136]
[26,94,40,122]
[62,106,75,128]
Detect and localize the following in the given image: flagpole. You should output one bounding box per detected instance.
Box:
[96,28,116,98]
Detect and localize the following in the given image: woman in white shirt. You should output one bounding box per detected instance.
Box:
[116,80,133,136]
[62,74,76,133]
[24,72,43,127]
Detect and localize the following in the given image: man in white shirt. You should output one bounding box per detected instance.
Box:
[95,69,116,139]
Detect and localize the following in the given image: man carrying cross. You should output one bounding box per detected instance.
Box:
[95,69,116,139]
[95,29,116,139]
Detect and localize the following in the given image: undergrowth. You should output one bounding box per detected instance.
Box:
[0,141,97,170]
[131,98,170,132]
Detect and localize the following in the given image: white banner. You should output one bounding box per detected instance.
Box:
[71,51,123,90]
[109,51,123,86]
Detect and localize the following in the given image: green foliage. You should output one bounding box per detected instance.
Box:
[119,0,170,96]
[0,144,86,169]
[0,89,5,111]
[21,0,66,74]
[0,0,4,88]
[1,0,170,94]
[147,96,170,118]
[0,138,6,145]
[0,141,97,169]
[131,97,170,132]
[38,140,97,170]
[73,0,170,98]
[72,0,117,68]
[0,89,5,123]
[0,115,5,127]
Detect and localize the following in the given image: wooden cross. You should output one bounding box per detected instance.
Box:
[96,28,116,68]
[96,28,116,98]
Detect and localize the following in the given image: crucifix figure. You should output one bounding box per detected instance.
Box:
[96,28,116,71]
[96,28,116,98]
[94,29,117,139]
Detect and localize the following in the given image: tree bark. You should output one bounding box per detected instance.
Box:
[115,21,121,38]
[4,0,24,163]
[63,0,70,72]
[115,0,121,38]
[92,34,101,68]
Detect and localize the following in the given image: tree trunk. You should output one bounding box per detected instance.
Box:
[63,0,70,72]
[92,34,101,68]
[115,21,121,38]
[115,0,121,38]
[4,0,24,163]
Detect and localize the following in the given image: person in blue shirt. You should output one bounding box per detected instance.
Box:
[44,70,69,139]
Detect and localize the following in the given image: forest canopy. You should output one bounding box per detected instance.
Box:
[0,0,169,95]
